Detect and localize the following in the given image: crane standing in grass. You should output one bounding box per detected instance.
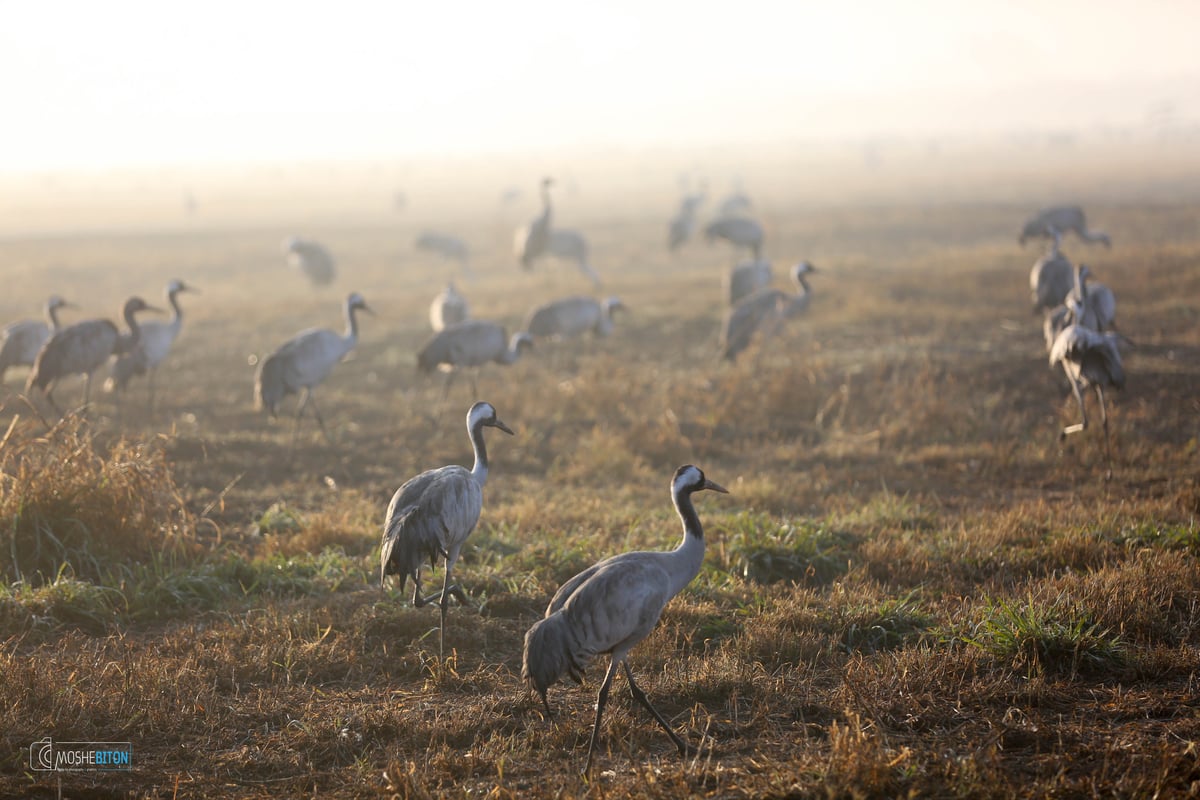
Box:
[107,279,197,410]
[381,401,514,657]
[522,464,728,775]
[26,296,160,414]
[725,259,772,305]
[0,295,73,385]
[705,216,764,260]
[282,237,337,287]
[720,261,817,362]
[516,178,554,270]
[429,282,470,332]
[254,292,371,442]
[1049,292,1127,479]
[523,296,624,341]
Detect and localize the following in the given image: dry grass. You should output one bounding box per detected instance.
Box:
[1,153,1199,797]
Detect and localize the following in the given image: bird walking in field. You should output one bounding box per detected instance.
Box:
[254,292,371,443]
[523,296,624,342]
[282,236,337,287]
[515,178,554,270]
[429,282,470,332]
[546,229,602,287]
[720,261,817,362]
[381,401,514,657]
[26,296,160,415]
[416,320,533,399]
[107,279,197,410]
[1020,205,1110,248]
[1049,295,1127,479]
[522,464,728,775]
[1042,263,1118,352]
[0,295,73,385]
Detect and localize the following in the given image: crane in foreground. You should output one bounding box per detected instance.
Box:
[254,292,371,442]
[720,261,817,362]
[107,279,197,410]
[381,401,514,657]
[26,296,160,415]
[1048,294,1128,479]
[0,296,73,384]
[1019,205,1110,248]
[522,464,728,775]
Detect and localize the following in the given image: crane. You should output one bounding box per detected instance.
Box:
[381,401,514,656]
[522,464,728,774]
[107,279,197,410]
[0,296,73,385]
[416,320,533,398]
[720,262,817,362]
[281,237,337,287]
[1020,205,1110,248]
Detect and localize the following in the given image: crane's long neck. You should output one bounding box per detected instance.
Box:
[469,421,490,486]
[46,303,63,332]
[540,183,552,225]
[1073,268,1088,304]
[167,289,184,333]
[669,487,706,597]
[343,303,362,347]
[123,306,144,347]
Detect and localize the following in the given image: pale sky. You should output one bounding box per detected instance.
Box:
[0,0,1196,172]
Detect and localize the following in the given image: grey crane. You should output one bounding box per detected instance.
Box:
[1020,205,1110,248]
[1048,297,1127,478]
[516,177,554,270]
[725,258,772,305]
[429,282,470,332]
[1029,231,1073,313]
[667,187,706,252]
[380,401,513,657]
[26,296,160,414]
[416,320,533,398]
[523,296,624,341]
[1043,263,1118,352]
[107,279,197,409]
[720,261,817,362]
[415,231,473,280]
[0,295,73,384]
[522,464,728,775]
[254,292,371,442]
[281,236,337,287]
[705,216,764,260]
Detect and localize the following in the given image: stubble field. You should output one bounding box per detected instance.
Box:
[1,143,1199,798]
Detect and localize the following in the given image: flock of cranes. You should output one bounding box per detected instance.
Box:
[1022,205,1127,477]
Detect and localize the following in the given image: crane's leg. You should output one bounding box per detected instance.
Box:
[82,372,93,409]
[584,659,621,776]
[292,388,310,443]
[1059,370,1088,439]
[1096,385,1114,480]
[147,369,156,414]
[305,391,334,445]
[43,383,64,416]
[622,661,688,757]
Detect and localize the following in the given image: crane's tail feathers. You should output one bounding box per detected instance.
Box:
[522,614,587,699]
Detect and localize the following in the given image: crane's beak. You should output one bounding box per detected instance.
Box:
[704,479,729,494]
[492,418,515,436]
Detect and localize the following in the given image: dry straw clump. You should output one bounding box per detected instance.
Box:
[0,413,191,584]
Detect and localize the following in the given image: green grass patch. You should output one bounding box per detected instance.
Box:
[718,512,855,586]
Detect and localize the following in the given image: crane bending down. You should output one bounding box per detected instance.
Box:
[282,237,337,287]
[417,320,533,398]
[545,229,602,287]
[380,401,514,656]
[107,279,197,409]
[705,216,764,260]
[522,464,728,775]
[1019,205,1110,248]
[720,261,817,362]
[429,282,470,332]
[26,297,160,414]
[1049,297,1127,479]
[1042,263,1117,351]
[0,296,73,384]
[523,296,624,341]
[254,292,371,442]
